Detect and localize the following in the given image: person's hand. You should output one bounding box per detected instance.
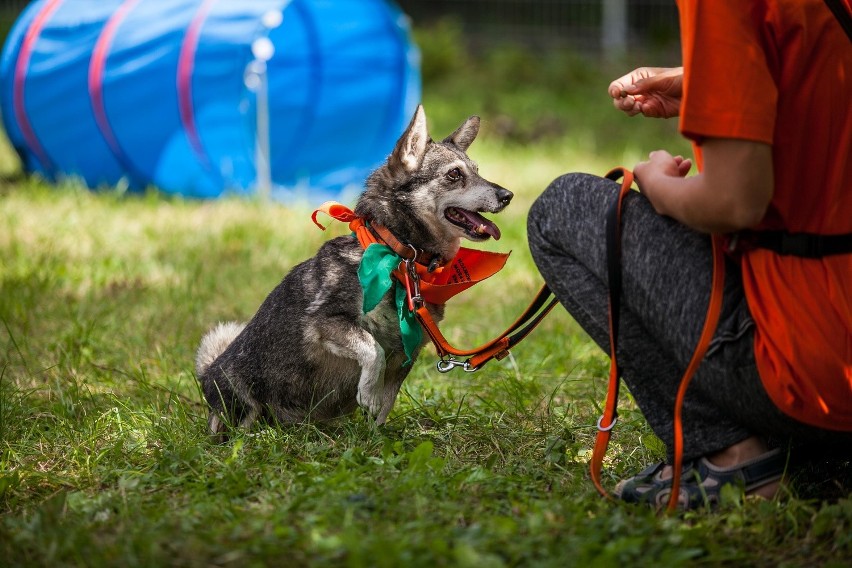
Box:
[634,149,692,210]
[608,67,683,118]
[632,140,773,234]
[635,150,692,183]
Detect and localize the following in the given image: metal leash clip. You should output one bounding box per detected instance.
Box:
[403,246,423,310]
[436,356,479,373]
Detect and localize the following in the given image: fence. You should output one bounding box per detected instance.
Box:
[394,0,680,58]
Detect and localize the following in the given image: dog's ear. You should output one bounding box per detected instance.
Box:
[443,115,480,152]
[389,104,429,175]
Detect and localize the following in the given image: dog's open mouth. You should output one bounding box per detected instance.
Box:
[444,207,502,241]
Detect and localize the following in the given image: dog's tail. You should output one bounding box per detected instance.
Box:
[195,321,246,376]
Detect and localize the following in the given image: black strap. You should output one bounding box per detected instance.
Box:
[824,0,852,41]
[505,286,559,350]
[737,449,787,490]
[747,231,852,258]
[602,168,632,405]
[604,169,629,346]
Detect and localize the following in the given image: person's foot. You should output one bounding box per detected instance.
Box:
[706,436,782,498]
[613,437,786,509]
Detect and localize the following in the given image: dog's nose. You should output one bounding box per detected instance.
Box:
[496,186,513,206]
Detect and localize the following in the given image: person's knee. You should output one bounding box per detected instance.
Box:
[527,172,594,245]
[531,172,599,213]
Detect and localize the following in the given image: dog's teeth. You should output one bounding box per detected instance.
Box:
[476,224,486,234]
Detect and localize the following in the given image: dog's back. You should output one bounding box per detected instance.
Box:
[196,236,393,430]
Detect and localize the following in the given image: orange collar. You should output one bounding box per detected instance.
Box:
[312,201,443,270]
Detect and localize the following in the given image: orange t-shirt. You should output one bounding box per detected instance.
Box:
[677,0,852,430]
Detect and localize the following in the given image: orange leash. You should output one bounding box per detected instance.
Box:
[589,168,726,512]
[666,233,725,511]
[414,285,558,372]
[590,167,635,498]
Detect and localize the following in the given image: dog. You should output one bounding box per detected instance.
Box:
[195,105,513,436]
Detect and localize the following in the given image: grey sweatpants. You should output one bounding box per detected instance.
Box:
[528,173,848,462]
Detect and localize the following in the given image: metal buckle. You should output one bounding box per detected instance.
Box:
[726,233,740,253]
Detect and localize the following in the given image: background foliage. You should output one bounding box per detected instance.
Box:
[0,21,849,567]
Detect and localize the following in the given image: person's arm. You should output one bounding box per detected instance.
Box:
[634,138,773,234]
[608,67,684,119]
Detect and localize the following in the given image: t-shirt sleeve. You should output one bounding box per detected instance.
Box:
[678,0,777,145]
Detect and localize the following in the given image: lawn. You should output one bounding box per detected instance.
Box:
[1,26,850,567]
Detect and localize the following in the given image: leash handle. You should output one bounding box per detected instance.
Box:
[591,167,635,498]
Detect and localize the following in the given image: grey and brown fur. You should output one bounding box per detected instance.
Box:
[195,105,513,436]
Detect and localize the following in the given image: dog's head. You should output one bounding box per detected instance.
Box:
[356,105,513,261]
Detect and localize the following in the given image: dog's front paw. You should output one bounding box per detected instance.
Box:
[356,384,385,421]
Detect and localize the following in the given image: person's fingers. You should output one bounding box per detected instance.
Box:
[608,67,653,98]
[633,159,649,177]
[610,67,679,118]
[638,98,672,118]
[638,101,659,118]
[630,75,658,95]
[612,94,644,117]
[622,83,642,96]
[647,149,676,169]
[608,81,625,99]
[613,94,633,110]
[608,73,637,98]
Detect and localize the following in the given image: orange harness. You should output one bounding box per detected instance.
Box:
[592,168,726,512]
[312,202,558,372]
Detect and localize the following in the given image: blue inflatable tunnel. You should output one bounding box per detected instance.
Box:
[0,0,420,202]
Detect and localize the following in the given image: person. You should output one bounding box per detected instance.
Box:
[527,0,852,509]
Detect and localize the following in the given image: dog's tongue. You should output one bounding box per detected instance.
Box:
[461,209,501,240]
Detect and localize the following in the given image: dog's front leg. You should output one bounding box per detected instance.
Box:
[373,352,411,424]
[323,327,387,421]
[353,336,387,421]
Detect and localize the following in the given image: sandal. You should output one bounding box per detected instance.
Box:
[613,448,786,509]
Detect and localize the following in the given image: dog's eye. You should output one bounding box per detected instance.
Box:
[446,167,463,182]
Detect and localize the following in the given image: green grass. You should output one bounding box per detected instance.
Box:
[1,33,850,566]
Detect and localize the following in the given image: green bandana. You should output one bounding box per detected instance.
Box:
[358,243,422,366]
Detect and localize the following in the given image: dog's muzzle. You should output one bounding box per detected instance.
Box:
[494,185,513,208]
